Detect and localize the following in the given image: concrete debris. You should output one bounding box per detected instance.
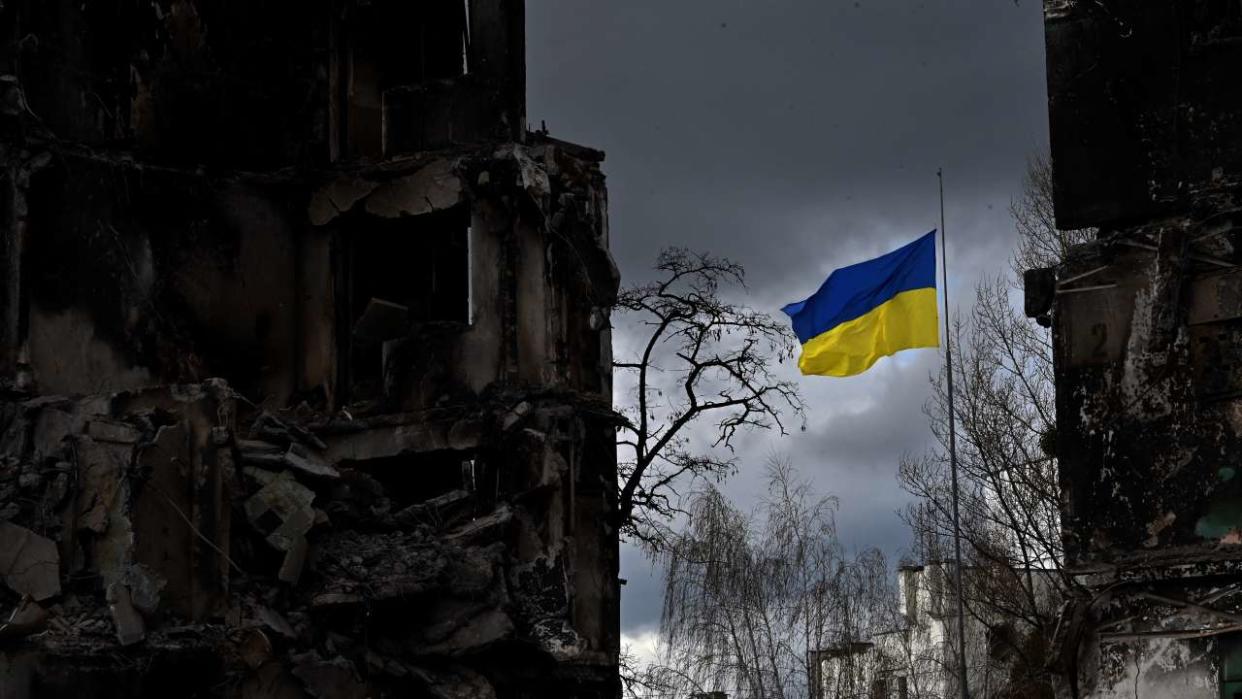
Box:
[417,607,514,655]
[507,145,552,202]
[445,504,513,545]
[310,531,447,606]
[291,654,368,699]
[250,412,327,452]
[106,582,145,646]
[0,597,48,640]
[392,488,472,528]
[308,178,379,227]
[74,438,129,535]
[363,159,462,219]
[253,606,297,640]
[122,563,166,616]
[0,521,60,601]
[410,665,497,699]
[278,535,309,585]
[238,627,274,669]
[501,401,531,431]
[281,444,340,480]
[85,418,142,444]
[243,442,339,481]
[245,471,316,550]
[238,439,283,460]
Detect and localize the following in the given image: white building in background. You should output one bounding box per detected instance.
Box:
[816,561,1060,699]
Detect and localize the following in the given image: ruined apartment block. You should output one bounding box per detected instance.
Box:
[0,2,621,697]
[1031,1,1242,696]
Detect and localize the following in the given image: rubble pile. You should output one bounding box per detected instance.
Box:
[0,381,615,697]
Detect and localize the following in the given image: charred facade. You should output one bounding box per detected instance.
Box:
[1036,1,1242,696]
[0,2,620,697]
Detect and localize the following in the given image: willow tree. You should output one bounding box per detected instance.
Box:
[634,458,892,699]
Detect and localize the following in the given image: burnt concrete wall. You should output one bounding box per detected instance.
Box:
[1041,2,1242,696]
[1053,235,1242,567]
[6,0,331,169]
[21,160,305,401]
[1045,0,1242,230]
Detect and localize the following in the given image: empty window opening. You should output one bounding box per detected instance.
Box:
[345,205,470,400]
[348,450,477,511]
[341,0,469,158]
[906,575,918,620]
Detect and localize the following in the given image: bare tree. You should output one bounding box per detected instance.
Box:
[638,457,893,699]
[898,156,1094,696]
[613,248,804,545]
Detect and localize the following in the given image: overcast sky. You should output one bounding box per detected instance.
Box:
[526,0,1050,644]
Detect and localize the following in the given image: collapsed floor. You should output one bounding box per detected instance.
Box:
[0,380,617,698]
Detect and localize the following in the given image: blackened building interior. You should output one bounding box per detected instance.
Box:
[0,1,621,697]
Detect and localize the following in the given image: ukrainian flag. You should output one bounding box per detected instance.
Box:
[782,231,939,377]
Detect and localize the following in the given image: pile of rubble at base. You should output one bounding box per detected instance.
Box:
[0,379,615,698]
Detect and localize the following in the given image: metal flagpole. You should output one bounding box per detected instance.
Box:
[938,168,970,699]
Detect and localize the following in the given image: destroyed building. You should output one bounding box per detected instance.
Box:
[1031,1,1242,696]
[0,1,621,697]
[813,562,1060,699]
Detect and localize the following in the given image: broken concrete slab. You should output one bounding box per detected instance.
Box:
[238,627,274,669]
[507,145,551,202]
[245,471,316,541]
[106,582,145,646]
[416,607,514,656]
[249,412,327,451]
[122,563,166,616]
[308,178,380,226]
[244,443,339,481]
[409,664,497,699]
[282,444,339,480]
[253,605,296,640]
[85,418,142,444]
[445,505,512,546]
[267,506,315,553]
[392,489,472,528]
[238,439,284,458]
[0,521,60,601]
[310,531,447,606]
[364,159,462,219]
[277,535,308,584]
[322,419,474,463]
[501,401,531,431]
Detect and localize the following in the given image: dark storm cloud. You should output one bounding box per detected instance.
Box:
[526,0,1050,636]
